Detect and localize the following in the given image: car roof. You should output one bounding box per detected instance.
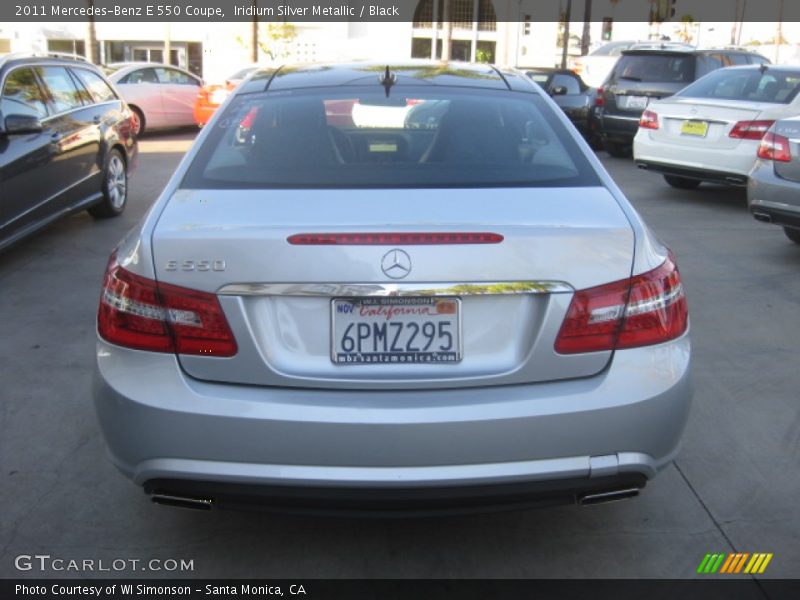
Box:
[108,63,197,77]
[0,54,102,73]
[237,61,536,95]
[622,47,764,57]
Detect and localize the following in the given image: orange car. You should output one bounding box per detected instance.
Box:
[193,66,258,126]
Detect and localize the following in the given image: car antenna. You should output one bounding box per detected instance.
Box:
[378,66,397,98]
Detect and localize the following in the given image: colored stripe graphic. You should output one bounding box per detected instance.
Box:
[719,554,736,574]
[734,553,750,573]
[697,554,713,574]
[758,554,773,574]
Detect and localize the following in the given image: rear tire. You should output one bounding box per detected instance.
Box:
[605,141,631,158]
[784,227,800,245]
[664,175,702,190]
[130,106,145,137]
[88,149,127,219]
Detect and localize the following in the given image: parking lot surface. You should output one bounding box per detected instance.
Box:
[1,131,798,581]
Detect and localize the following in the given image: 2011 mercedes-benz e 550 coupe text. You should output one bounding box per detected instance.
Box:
[94,62,693,514]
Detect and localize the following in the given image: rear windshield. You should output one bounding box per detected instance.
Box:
[182,87,600,189]
[613,54,696,84]
[676,68,800,104]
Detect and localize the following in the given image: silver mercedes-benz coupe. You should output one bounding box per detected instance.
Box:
[94,62,692,514]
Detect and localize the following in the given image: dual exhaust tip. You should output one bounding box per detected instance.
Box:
[149,487,642,511]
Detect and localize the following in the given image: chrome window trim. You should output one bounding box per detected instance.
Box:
[217,281,573,297]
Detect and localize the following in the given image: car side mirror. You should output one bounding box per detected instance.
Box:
[3,114,43,135]
[550,85,569,96]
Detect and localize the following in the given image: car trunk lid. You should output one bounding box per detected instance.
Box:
[152,186,635,390]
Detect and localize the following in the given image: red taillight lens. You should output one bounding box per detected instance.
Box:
[98,258,237,356]
[555,254,688,354]
[287,232,504,245]
[757,131,792,162]
[729,120,775,140]
[595,88,604,107]
[639,109,659,130]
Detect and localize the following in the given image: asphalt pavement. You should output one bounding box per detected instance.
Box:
[1,131,798,583]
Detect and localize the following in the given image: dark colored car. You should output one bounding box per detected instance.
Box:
[598,48,769,157]
[0,55,137,251]
[526,68,602,149]
[748,117,800,245]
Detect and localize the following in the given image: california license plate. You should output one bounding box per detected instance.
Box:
[681,120,709,137]
[331,297,461,365]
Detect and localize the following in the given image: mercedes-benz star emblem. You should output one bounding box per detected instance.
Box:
[381,249,412,279]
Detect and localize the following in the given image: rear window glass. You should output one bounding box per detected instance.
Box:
[613,54,696,84]
[182,88,600,189]
[676,68,800,104]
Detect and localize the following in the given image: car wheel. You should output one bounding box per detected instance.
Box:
[605,141,631,158]
[129,106,145,136]
[784,227,800,245]
[88,149,128,219]
[663,175,702,190]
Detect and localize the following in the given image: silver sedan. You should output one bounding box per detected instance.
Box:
[749,116,800,245]
[93,62,692,514]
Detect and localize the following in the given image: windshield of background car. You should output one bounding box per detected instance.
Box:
[182,87,601,189]
[613,54,695,84]
[676,68,800,104]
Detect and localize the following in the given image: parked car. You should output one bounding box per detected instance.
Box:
[598,47,769,157]
[748,117,800,245]
[194,66,258,126]
[94,62,692,514]
[570,41,694,88]
[106,63,202,135]
[635,65,800,189]
[569,40,641,88]
[526,68,602,149]
[0,55,137,252]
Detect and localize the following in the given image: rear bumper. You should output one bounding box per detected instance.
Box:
[94,332,692,510]
[634,133,757,185]
[599,112,641,143]
[748,161,800,228]
[144,472,648,515]
[635,160,749,186]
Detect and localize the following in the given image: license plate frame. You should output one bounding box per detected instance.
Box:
[680,120,709,137]
[330,296,462,365]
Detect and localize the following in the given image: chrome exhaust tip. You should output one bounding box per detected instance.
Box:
[752,211,773,223]
[151,493,214,510]
[578,487,640,506]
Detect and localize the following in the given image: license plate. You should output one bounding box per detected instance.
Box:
[619,95,649,110]
[681,120,709,137]
[331,297,461,365]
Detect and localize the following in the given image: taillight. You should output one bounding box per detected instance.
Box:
[639,109,659,130]
[98,257,237,356]
[729,120,774,140]
[555,254,688,354]
[757,131,792,162]
[595,87,604,107]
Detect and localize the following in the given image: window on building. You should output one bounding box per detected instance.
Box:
[47,39,86,58]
